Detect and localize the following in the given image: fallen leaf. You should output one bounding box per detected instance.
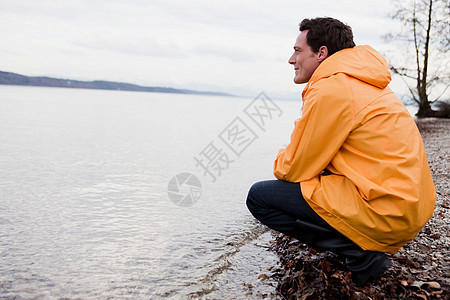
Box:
[284,262,294,269]
[418,244,431,252]
[413,292,428,300]
[309,248,318,255]
[394,257,421,268]
[430,233,441,239]
[258,274,269,281]
[300,290,316,300]
[321,260,331,273]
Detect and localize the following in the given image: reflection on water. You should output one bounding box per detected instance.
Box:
[0,86,301,298]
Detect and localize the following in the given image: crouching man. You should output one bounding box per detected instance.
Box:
[247,17,436,286]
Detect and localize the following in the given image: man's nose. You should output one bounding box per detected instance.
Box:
[288,53,295,65]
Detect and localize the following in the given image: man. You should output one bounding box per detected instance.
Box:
[246,17,436,286]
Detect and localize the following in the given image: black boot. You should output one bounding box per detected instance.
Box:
[292,219,391,286]
[347,250,392,286]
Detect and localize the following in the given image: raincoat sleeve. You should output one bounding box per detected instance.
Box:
[274,78,354,182]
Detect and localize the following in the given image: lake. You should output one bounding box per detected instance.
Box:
[0,85,305,298]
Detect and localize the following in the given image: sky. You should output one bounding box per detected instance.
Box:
[0,0,404,99]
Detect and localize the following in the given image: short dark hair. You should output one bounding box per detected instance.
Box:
[299,17,355,56]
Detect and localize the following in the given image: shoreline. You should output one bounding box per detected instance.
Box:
[0,71,234,97]
[265,118,450,299]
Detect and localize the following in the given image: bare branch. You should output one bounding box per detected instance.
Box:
[395,70,420,104]
[413,2,422,85]
[433,82,450,102]
[390,66,417,79]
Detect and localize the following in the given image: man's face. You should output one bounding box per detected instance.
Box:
[288,30,321,84]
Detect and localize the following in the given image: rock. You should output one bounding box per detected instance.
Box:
[428,281,441,289]
[410,281,425,289]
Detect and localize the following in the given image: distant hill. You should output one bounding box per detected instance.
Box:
[0,71,233,97]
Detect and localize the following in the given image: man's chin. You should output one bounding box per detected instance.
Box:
[293,78,305,84]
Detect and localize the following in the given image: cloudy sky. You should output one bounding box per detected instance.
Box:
[0,0,402,99]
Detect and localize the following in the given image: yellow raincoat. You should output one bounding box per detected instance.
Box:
[274,45,436,254]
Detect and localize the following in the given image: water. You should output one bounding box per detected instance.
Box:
[0,85,302,298]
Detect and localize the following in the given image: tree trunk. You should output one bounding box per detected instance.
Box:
[413,0,449,119]
[416,103,434,118]
[416,102,450,118]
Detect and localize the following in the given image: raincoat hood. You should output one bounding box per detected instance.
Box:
[309,45,391,90]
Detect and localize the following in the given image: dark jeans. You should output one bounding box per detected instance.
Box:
[246,179,336,235]
[247,180,391,286]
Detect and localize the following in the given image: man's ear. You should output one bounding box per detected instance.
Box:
[317,46,328,62]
